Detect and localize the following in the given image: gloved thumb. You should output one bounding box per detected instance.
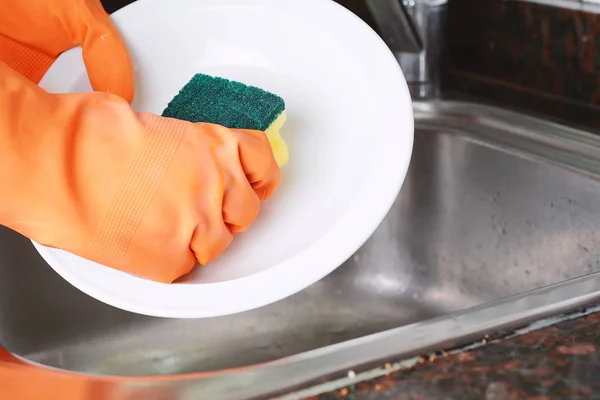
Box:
[0,0,135,102]
[77,0,135,103]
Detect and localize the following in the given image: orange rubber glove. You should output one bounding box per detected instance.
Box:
[0,346,162,399]
[0,63,280,283]
[0,347,97,399]
[0,0,279,283]
[0,0,134,102]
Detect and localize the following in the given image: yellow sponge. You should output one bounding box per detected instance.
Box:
[264,111,288,166]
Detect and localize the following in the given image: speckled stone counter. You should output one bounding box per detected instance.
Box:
[307,308,600,400]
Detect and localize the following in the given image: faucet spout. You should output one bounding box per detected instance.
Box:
[365,0,448,99]
[364,0,424,54]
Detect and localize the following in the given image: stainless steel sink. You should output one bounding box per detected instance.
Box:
[3,100,600,399]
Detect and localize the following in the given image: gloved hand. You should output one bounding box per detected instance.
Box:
[0,0,134,102]
[0,63,280,283]
[0,0,280,282]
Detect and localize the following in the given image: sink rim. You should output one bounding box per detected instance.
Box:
[14,269,600,400]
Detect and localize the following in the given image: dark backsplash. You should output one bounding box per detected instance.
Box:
[336,0,600,128]
[446,0,600,105]
[443,0,600,129]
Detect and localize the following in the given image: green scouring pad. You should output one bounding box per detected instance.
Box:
[162,73,288,166]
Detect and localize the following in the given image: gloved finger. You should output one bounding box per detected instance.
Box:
[235,129,281,200]
[222,167,261,233]
[252,165,280,201]
[189,155,234,264]
[73,0,135,103]
[190,213,233,266]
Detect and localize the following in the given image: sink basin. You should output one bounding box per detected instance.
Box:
[3,100,600,399]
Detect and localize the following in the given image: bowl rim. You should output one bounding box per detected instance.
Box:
[33,0,414,318]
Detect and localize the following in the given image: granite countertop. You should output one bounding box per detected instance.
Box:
[299,306,600,400]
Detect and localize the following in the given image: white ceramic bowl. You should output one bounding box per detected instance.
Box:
[34,0,413,318]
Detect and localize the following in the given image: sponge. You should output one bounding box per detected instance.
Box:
[162,73,288,166]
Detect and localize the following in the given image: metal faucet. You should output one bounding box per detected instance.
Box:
[365,0,448,99]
